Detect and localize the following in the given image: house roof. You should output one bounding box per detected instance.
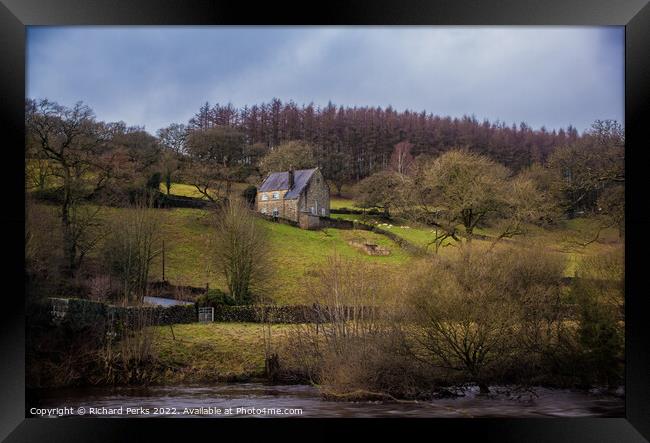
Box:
[259,168,317,200]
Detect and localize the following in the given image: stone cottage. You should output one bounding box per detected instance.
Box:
[256,167,330,229]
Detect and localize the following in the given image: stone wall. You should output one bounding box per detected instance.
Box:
[299,169,330,217]
[49,298,197,328]
[318,217,429,256]
[49,298,388,325]
[298,212,321,230]
[284,198,299,221]
[318,217,355,229]
[255,212,300,227]
[209,304,381,324]
[160,194,209,209]
[257,189,297,220]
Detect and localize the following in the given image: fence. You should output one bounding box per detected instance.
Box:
[198,306,214,322]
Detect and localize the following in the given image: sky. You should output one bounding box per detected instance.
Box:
[26,26,624,134]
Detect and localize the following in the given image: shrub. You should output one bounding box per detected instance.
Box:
[197,288,236,306]
[279,254,421,397]
[572,250,624,387]
[99,199,162,304]
[404,246,566,393]
[146,172,162,191]
[242,185,257,207]
[211,201,272,303]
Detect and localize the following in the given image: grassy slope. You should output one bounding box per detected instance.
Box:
[30,200,415,304]
[152,322,291,383]
[330,197,365,211]
[31,192,621,307]
[160,181,251,199]
[330,197,623,277]
[141,207,413,304]
[261,221,412,303]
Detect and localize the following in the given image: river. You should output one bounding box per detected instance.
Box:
[30,383,624,418]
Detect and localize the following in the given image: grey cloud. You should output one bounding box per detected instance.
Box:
[27,26,623,133]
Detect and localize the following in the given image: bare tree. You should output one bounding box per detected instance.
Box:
[404,149,546,249]
[159,150,180,196]
[285,254,399,394]
[185,126,246,198]
[25,148,53,192]
[405,247,565,393]
[389,141,414,175]
[212,200,271,303]
[355,170,405,218]
[100,197,162,305]
[25,99,115,276]
[405,150,509,244]
[157,123,188,155]
[186,162,231,204]
[486,175,551,250]
[547,119,624,216]
[258,141,315,177]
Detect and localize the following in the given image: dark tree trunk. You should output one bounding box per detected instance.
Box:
[265,353,280,382]
[60,168,77,278]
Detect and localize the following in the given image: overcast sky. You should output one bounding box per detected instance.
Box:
[27,26,624,134]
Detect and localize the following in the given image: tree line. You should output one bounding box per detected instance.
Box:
[355,120,624,245]
[25,97,624,285]
[173,98,583,180]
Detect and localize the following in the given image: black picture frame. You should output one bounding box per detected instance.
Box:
[1,1,649,441]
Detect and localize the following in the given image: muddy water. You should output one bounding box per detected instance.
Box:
[31,383,624,418]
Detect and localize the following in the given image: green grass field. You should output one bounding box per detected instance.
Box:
[160,181,252,199]
[331,212,466,251]
[260,219,413,302]
[147,207,414,303]
[32,201,415,304]
[151,322,292,383]
[330,210,622,277]
[29,181,622,304]
[330,197,364,211]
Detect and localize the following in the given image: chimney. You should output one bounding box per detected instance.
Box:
[288,167,295,189]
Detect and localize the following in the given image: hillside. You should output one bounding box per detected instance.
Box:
[28,185,621,304]
[150,207,413,304]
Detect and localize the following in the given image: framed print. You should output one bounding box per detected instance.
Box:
[1,0,649,441]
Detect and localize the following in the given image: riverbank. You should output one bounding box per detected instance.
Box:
[28,319,626,417]
[29,383,625,418]
[152,322,293,383]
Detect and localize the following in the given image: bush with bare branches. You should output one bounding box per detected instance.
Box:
[100,197,162,305]
[279,254,430,398]
[404,246,567,393]
[211,200,272,304]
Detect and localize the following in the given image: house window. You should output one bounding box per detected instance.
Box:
[310,207,316,215]
[261,207,267,214]
[272,208,279,217]
[261,194,269,201]
[272,192,280,200]
[321,207,326,216]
